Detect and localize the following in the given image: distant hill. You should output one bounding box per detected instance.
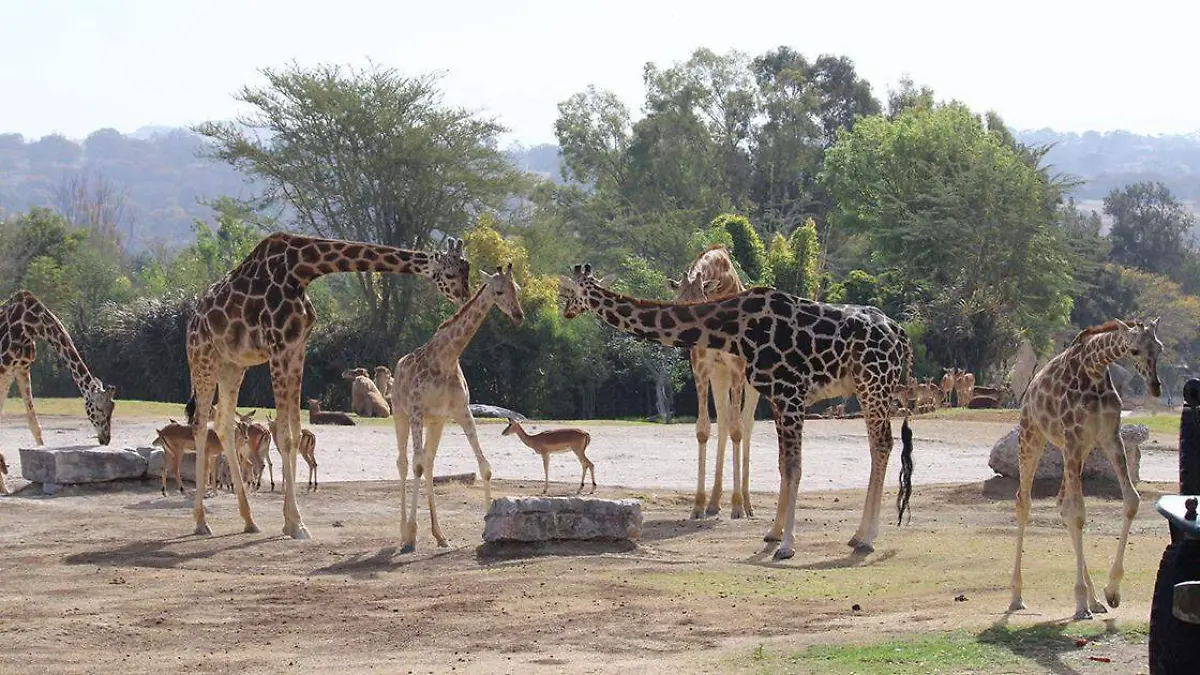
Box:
[3,126,1197,251]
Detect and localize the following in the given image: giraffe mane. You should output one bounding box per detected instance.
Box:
[1068,319,1142,346]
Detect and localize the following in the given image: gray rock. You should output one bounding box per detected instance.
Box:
[42,482,62,495]
[988,423,1150,483]
[469,404,527,421]
[143,448,165,482]
[483,496,642,543]
[20,446,148,484]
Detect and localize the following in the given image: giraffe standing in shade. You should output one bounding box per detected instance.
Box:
[0,290,117,494]
[560,264,914,560]
[669,245,760,519]
[185,233,470,539]
[391,264,524,552]
[1008,318,1162,620]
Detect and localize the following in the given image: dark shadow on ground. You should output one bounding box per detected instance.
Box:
[638,517,718,543]
[474,538,636,563]
[978,614,1130,675]
[63,532,280,569]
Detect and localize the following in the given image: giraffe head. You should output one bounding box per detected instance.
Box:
[430,236,471,304]
[668,274,720,303]
[481,263,524,326]
[558,264,616,319]
[84,381,117,445]
[1118,317,1163,398]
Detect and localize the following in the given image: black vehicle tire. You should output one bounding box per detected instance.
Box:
[1149,539,1200,674]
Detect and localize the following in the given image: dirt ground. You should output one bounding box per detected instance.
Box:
[0,414,1184,674]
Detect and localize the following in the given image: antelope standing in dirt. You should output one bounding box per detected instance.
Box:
[502,418,596,494]
[154,420,250,497]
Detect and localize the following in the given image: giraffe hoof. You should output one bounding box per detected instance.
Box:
[731,507,744,519]
[1007,599,1027,612]
[436,540,449,549]
[1104,588,1121,608]
[763,532,782,543]
[847,536,861,548]
[852,542,875,555]
[399,543,415,555]
[690,509,705,520]
[243,522,261,534]
[282,524,311,540]
[1090,602,1109,615]
[772,547,795,561]
[193,523,212,536]
[704,506,721,518]
[745,508,754,518]
[1072,609,1095,621]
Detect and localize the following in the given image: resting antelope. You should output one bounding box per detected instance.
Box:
[501,418,596,494]
[307,398,355,426]
[267,415,318,491]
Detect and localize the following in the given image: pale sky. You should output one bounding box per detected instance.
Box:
[2,0,1196,145]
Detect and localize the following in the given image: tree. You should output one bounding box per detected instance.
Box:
[821,102,1074,365]
[768,218,821,298]
[1104,182,1196,278]
[196,62,524,332]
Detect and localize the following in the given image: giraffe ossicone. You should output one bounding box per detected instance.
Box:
[559,262,916,560]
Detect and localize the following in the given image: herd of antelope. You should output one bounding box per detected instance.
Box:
[895,367,989,414]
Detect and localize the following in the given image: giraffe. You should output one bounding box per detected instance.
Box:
[1008,318,1162,620]
[560,264,914,559]
[392,264,523,552]
[668,245,760,519]
[0,290,117,494]
[185,232,470,539]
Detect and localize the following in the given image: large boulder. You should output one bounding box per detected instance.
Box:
[483,496,642,543]
[988,423,1151,483]
[20,445,148,484]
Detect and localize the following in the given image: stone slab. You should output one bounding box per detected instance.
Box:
[19,446,148,484]
[483,496,642,543]
[988,423,1150,483]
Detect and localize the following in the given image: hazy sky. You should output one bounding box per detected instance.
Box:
[2,0,1196,145]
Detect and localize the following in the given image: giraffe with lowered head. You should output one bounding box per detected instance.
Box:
[0,290,117,494]
[185,233,469,539]
[560,264,914,560]
[392,264,524,552]
[1008,318,1162,620]
[669,245,760,519]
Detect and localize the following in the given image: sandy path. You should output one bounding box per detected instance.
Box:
[3,415,1179,493]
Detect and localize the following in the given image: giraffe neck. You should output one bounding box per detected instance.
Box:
[582,285,748,356]
[246,233,437,288]
[22,295,100,394]
[1078,329,1128,377]
[427,283,495,361]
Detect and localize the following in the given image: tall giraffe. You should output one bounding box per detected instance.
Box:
[186,232,470,539]
[560,264,914,559]
[1008,318,1162,620]
[669,245,760,519]
[391,264,523,552]
[0,290,117,493]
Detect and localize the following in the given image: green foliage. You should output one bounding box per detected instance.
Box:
[707,213,769,285]
[821,102,1074,367]
[1104,181,1196,280]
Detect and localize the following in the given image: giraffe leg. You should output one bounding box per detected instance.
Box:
[189,380,217,536]
[772,408,805,560]
[1059,443,1104,620]
[848,401,895,553]
[707,365,733,518]
[214,366,257,534]
[404,412,426,552]
[1008,420,1046,612]
[0,374,12,495]
[692,360,711,519]
[740,385,759,518]
[728,368,746,519]
[16,368,44,446]
[269,352,310,540]
[763,402,787,543]
[452,406,493,507]
[393,412,415,554]
[423,418,449,548]
[1100,425,1140,609]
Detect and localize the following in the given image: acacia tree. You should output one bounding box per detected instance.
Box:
[196,63,524,331]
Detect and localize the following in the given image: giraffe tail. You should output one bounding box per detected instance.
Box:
[897,418,914,525]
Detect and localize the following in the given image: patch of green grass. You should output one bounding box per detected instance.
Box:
[916,407,1021,423]
[1125,414,1179,435]
[740,621,1148,674]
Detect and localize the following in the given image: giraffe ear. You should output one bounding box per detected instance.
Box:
[583,263,593,275]
[1150,316,1160,328]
